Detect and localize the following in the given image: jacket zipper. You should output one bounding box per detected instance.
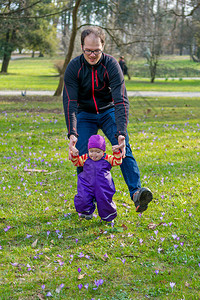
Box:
[95,70,98,87]
[92,67,99,114]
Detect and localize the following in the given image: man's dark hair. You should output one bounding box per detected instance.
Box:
[81,27,105,46]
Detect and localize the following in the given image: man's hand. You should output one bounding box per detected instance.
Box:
[118,135,126,158]
[71,146,79,157]
[68,135,78,160]
[112,144,121,153]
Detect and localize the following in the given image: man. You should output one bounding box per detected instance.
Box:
[119,56,131,80]
[63,27,153,213]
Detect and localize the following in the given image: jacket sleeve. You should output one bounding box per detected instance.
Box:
[63,60,79,138]
[71,153,88,167]
[108,57,129,137]
[104,151,122,166]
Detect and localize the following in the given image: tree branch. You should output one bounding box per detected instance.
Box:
[0,3,74,19]
[170,3,200,17]
[0,0,42,16]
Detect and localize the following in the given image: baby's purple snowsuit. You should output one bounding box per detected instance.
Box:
[74,156,117,222]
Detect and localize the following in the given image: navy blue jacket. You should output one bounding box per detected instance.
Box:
[63,53,129,138]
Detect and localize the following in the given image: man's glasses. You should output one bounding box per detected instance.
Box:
[83,49,102,55]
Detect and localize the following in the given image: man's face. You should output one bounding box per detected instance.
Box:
[82,33,104,65]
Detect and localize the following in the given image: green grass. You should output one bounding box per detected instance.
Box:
[0,95,200,299]
[129,55,200,78]
[125,78,200,91]
[0,55,200,91]
[0,57,59,91]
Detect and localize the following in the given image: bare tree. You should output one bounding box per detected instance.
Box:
[54,0,82,96]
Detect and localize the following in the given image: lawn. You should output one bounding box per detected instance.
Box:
[129,55,200,78]
[0,95,200,299]
[0,55,200,92]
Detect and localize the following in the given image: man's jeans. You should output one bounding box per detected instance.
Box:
[76,108,141,199]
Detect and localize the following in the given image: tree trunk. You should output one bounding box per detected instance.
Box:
[1,29,12,73]
[1,51,11,73]
[150,62,157,83]
[179,4,185,56]
[54,0,82,96]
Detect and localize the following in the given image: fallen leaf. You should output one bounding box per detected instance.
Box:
[185,282,192,288]
[78,273,86,280]
[24,168,48,173]
[56,286,62,293]
[122,224,128,230]
[37,293,45,300]
[31,239,38,248]
[44,170,59,175]
[102,257,107,261]
[124,255,135,258]
[18,278,25,282]
[158,222,164,226]
[148,222,157,229]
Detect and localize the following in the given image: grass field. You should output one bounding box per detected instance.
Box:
[0,55,200,92]
[129,55,200,78]
[0,95,200,299]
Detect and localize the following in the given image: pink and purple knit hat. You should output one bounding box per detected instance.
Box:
[88,135,106,151]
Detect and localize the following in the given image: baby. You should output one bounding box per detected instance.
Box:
[70,135,122,222]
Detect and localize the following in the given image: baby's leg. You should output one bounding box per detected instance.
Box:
[95,187,117,222]
[74,178,96,216]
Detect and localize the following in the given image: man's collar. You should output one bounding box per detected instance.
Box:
[82,53,104,68]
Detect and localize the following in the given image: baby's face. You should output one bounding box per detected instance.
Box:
[88,148,104,161]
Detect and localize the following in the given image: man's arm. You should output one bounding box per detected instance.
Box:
[63,59,79,138]
[107,57,129,138]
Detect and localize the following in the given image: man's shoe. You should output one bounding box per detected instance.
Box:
[79,213,93,220]
[132,187,153,213]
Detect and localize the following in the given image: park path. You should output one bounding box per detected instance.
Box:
[0,90,200,97]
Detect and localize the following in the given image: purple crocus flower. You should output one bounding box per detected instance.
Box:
[121,258,126,264]
[170,282,175,289]
[26,234,32,239]
[78,252,84,258]
[94,279,104,289]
